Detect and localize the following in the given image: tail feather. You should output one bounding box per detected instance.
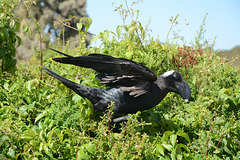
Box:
[43,66,99,103]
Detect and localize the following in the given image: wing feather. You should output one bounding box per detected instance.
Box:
[51,49,157,97]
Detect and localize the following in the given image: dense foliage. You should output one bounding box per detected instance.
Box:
[0,0,21,73]
[1,1,240,160]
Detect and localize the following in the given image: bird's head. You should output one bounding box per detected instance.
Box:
[162,70,191,102]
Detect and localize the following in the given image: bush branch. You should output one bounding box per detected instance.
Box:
[125,0,146,52]
[205,116,215,156]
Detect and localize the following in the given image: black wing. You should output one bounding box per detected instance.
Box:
[50,48,157,97]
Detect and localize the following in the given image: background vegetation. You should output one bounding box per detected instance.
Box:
[14,0,92,60]
[1,0,240,159]
[218,45,240,67]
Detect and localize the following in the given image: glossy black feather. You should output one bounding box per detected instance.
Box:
[52,51,156,97]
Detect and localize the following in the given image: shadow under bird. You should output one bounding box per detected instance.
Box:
[43,48,191,123]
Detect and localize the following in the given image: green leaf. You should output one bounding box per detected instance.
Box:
[22,24,31,36]
[90,34,101,45]
[39,142,44,151]
[176,143,190,153]
[26,81,31,92]
[155,143,165,156]
[80,17,92,32]
[116,25,122,37]
[16,36,21,47]
[10,19,15,28]
[58,131,64,143]
[102,31,110,44]
[21,129,36,141]
[170,134,177,146]
[161,142,172,151]
[223,139,233,155]
[25,79,38,92]
[171,147,176,160]
[30,140,39,148]
[22,25,29,32]
[15,21,20,31]
[86,17,92,30]
[122,25,130,32]
[85,142,96,154]
[162,131,173,142]
[76,146,87,160]
[126,51,133,60]
[77,23,83,31]
[39,130,45,142]
[177,131,190,143]
[236,151,240,159]
[127,25,137,35]
[19,106,28,117]
[7,147,15,159]
[35,111,47,123]
[72,94,82,103]
[215,117,224,124]
[47,127,56,141]
[177,154,183,160]
[43,145,53,158]
[3,28,9,39]
[3,82,9,90]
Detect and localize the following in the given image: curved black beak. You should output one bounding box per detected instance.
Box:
[175,80,191,102]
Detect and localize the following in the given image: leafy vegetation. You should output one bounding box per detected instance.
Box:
[1,1,240,159]
[13,0,91,60]
[218,45,240,67]
[0,0,21,73]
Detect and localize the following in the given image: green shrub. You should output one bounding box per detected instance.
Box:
[0,0,21,74]
[1,1,240,159]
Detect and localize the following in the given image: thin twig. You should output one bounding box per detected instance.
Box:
[108,111,111,134]
[205,116,215,156]
[94,131,101,160]
[0,140,24,152]
[227,136,240,144]
[63,23,78,31]
[73,71,95,79]
[125,0,146,52]
[63,28,65,47]
[202,126,240,145]
[208,129,240,145]
[0,129,21,139]
[209,44,214,59]
[39,32,43,88]
[0,156,11,160]
[75,138,83,160]
[165,15,179,43]
[212,134,224,155]
[166,24,173,44]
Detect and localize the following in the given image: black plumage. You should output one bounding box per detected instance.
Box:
[43,48,191,122]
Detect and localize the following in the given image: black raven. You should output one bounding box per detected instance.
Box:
[43,48,191,123]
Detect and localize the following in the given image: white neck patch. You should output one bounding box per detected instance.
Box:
[162,70,175,77]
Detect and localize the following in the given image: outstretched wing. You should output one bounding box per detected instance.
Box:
[50,48,157,97]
